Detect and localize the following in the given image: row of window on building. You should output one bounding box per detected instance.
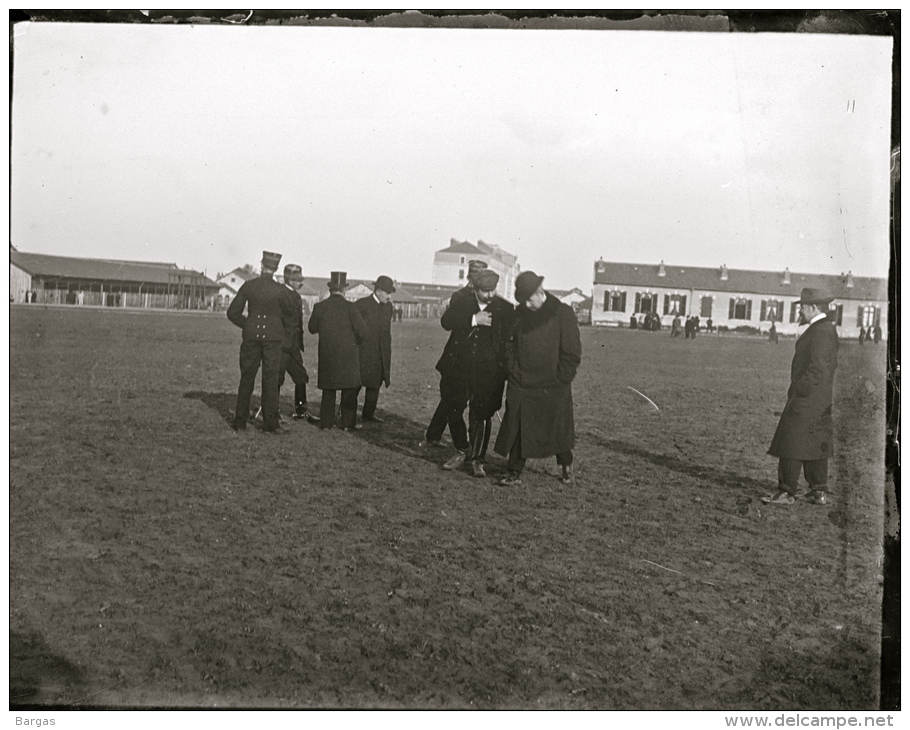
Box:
[603,291,882,327]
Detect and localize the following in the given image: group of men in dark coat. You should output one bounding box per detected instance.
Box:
[227,252,395,434]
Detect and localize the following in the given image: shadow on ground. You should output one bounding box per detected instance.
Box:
[10,629,86,708]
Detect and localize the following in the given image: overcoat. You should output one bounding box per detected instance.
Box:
[307,293,367,389]
[494,294,582,460]
[281,285,306,354]
[227,274,294,345]
[355,294,393,388]
[767,317,839,461]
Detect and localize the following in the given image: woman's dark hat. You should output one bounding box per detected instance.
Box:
[328,271,349,290]
[515,271,544,302]
[796,287,834,305]
[374,275,396,294]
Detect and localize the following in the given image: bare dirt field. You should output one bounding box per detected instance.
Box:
[9,305,888,709]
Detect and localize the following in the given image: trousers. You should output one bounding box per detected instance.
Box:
[778,458,828,495]
[234,340,283,431]
[279,350,310,412]
[320,388,358,429]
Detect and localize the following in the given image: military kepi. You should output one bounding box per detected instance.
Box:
[374,275,396,294]
[328,271,349,290]
[796,287,834,305]
[261,251,282,272]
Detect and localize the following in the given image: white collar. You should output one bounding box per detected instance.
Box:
[808,312,827,325]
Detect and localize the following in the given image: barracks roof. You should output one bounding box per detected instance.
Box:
[593,261,888,302]
[10,251,218,287]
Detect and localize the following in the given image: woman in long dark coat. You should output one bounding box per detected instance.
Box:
[494,271,582,486]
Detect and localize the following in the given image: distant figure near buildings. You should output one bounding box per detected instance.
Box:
[227,250,295,434]
[671,314,682,338]
[355,276,396,424]
[873,324,882,344]
[629,315,638,330]
[763,288,839,506]
[495,271,581,487]
[706,318,714,333]
[858,326,867,345]
[278,263,319,424]
[308,272,367,431]
[769,321,779,344]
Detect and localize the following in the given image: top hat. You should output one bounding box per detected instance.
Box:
[374,275,396,294]
[284,263,303,280]
[796,287,834,306]
[515,270,545,302]
[473,269,500,292]
[328,271,349,290]
[261,251,282,272]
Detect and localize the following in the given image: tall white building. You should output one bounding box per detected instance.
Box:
[431,239,520,299]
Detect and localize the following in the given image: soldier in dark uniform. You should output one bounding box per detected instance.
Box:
[278,263,319,424]
[355,275,395,423]
[424,259,489,450]
[307,272,367,431]
[438,269,514,478]
[227,251,295,434]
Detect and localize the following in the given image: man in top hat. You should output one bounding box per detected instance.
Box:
[278,263,319,424]
[494,271,582,487]
[307,272,367,430]
[355,275,396,423]
[437,268,514,478]
[424,259,489,450]
[763,287,839,505]
[227,250,296,433]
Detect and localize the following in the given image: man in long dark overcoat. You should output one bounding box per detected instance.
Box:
[307,272,367,430]
[278,263,319,424]
[494,271,582,486]
[438,269,514,478]
[763,287,839,505]
[355,275,395,423]
[424,259,489,450]
[227,250,295,434]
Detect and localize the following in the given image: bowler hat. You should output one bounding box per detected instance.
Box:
[261,251,282,272]
[515,270,544,303]
[328,271,349,290]
[374,275,396,294]
[473,269,500,292]
[796,287,834,305]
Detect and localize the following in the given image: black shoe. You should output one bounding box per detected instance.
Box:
[231,422,247,432]
[341,425,362,432]
[260,425,289,436]
[363,415,386,423]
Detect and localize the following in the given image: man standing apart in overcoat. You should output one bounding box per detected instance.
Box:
[355,275,395,423]
[307,272,367,431]
[763,287,839,506]
[494,271,582,486]
[227,250,295,434]
[278,263,319,424]
[438,269,514,478]
[424,260,489,449]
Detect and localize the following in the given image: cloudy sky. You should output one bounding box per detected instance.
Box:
[11,22,893,289]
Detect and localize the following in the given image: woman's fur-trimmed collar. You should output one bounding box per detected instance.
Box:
[517,292,560,332]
